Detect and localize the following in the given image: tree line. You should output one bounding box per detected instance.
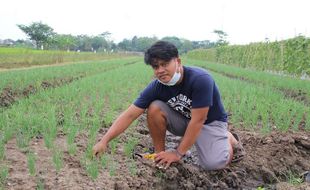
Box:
[1,21,228,53]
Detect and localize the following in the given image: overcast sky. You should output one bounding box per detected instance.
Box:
[1,0,309,44]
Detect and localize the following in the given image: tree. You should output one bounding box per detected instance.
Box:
[17,21,55,49]
[118,39,133,51]
[161,36,182,50]
[52,34,77,51]
[76,35,92,51]
[131,36,139,51]
[213,30,229,47]
[179,39,193,53]
[100,31,111,40]
[118,36,157,52]
[135,37,158,52]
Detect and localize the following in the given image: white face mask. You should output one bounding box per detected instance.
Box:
[157,61,181,86]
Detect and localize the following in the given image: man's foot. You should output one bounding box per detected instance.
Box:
[231,132,246,163]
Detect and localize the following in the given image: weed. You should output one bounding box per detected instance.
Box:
[286,171,303,185]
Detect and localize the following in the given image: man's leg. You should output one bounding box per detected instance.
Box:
[146,101,167,153]
[146,100,189,153]
[195,121,232,170]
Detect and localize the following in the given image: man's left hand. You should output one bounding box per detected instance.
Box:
[154,150,181,169]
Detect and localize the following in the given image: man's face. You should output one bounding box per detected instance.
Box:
[151,58,180,83]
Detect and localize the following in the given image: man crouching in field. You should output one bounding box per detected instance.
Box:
[93,41,244,170]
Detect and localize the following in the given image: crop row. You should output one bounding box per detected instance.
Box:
[186,36,310,76]
[185,58,310,103]
[0,47,136,68]
[0,58,308,185]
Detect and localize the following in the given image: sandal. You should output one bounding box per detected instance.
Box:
[231,132,246,163]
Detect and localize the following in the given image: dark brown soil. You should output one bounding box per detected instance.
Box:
[2,115,310,189]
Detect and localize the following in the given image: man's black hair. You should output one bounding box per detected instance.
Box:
[144,41,179,66]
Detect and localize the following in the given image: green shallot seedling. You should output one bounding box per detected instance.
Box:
[100,154,109,169]
[124,137,138,158]
[127,159,137,176]
[110,138,119,155]
[52,149,63,172]
[36,178,44,190]
[86,160,99,180]
[109,161,117,177]
[0,166,8,188]
[0,142,4,161]
[27,152,36,176]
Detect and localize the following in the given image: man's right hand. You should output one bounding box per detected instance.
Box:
[92,141,108,157]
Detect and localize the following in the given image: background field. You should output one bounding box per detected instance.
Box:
[0,48,309,189]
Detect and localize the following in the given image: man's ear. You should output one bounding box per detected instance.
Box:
[177,58,182,68]
[175,58,181,72]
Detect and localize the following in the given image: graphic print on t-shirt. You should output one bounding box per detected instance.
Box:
[167,93,192,118]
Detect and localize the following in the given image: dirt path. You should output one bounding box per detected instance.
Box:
[0,60,96,73]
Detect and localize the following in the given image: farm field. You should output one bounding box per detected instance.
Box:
[0,56,309,189]
[0,47,138,69]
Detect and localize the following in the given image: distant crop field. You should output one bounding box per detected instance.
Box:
[187,36,310,76]
[0,56,309,189]
[0,47,135,69]
[187,58,310,131]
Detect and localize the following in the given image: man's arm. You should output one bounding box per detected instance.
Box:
[176,107,209,156]
[93,104,145,156]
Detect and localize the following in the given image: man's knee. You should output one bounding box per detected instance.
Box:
[147,101,168,130]
[147,100,166,116]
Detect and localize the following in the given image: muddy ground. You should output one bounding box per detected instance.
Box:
[2,115,310,190]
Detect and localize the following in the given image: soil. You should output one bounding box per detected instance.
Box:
[2,115,310,190]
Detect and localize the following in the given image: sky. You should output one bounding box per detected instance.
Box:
[0,0,309,45]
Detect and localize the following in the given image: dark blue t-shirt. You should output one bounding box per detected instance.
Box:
[134,66,227,124]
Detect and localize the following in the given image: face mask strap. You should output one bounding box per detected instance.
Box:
[175,59,180,73]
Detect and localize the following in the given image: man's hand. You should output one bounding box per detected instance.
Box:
[154,150,181,169]
[92,141,108,157]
